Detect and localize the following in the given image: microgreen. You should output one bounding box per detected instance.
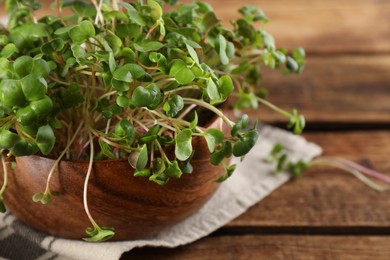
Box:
[0,0,307,241]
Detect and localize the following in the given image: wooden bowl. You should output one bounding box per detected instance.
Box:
[1,117,227,241]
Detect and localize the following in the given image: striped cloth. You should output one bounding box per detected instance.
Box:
[0,125,322,260]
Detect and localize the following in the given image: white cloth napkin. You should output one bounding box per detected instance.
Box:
[0,125,322,260]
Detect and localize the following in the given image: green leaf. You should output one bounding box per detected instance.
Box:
[152,157,166,175]
[165,160,182,178]
[136,145,148,170]
[72,1,97,18]
[217,34,229,65]
[11,140,39,156]
[218,75,234,100]
[169,59,195,85]
[134,40,164,52]
[41,38,65,55]
[68,20,95,44]
[0,130,21,150]
[21,74,48,101]
[71,44,87,64]
[214,164,236,183]
[98,139,116,160]
[29,96,53,119]
[239,6,269,23]
[14,56,50,78]
[203,128,224,153]
[118,2,146,26]
[36,125,55,156]
[134,168,151,177]
[186,44,199,64]
[189,111,198,130]
[130,83,162,110]
[175,129,193,161]
[15,106,38,125]
[206,79,220,103]
[148,0,163,20]
[0,80,26,107]
[233,129,259,157]
[113,63,151,83]
[231,114,249,136]
[149,172,169,185]
[0,43,17,58]
[114,119,135,145]
[139,125,160,144]
[83,227,115,242]
[32,192,52,205]
[163,95,184,117]
[234,92,258,110]
[210,141,232,166]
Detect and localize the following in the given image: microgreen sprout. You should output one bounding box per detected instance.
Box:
[0,0,307,241]
[267,144,390,191]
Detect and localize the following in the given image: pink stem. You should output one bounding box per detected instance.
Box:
[323,156,390,184]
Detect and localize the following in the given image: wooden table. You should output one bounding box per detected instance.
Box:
[122,0,390,259]
[1,0,390,259]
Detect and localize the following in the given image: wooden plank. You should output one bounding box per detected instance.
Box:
[228,131,390,229]
[122,235,390,259]
[248,55,390,123]
[1,0,390,53]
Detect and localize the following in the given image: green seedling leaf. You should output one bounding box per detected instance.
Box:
[71,44,87,64]
[21,74,48,101]
[218,75,234,100]
[118,2,146,26]
[148,0,163,20]
[139,125,160,144]
[114,119,135,145]
[210,141,232,166]
[149,172,169,185]
[113,63,151,83]
[163,95,184,117]
[134,40,164,52]
[186,43,199,64]
[214,164,236,183]
[0,43,17,58]
[234,92,258,110]
[11,139,39,156]
[189,111,198,130]
[0,130,21,149]
[98,139,116,160]
[0,79,27,107]
[165,160,182,178]
[130,83,162,110]
[134,168,151,177]
[153,157,166,175]
[169,59,195,85]
[13,56,50,78]
[84,227,115,242]
[206,78,220,103]
[36,125,55,155]
[233,129,259,157]
[30,96,53,118]
[136,145,149,170]
[203,128,224,153]
[69,20,95,44]
[231,114,249,137]
[239,6,269,23]
[41,38,65,55]
[217,34,230,65]
[32,192,52,204]
[16,106,38,125]
[175,129,193,161]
